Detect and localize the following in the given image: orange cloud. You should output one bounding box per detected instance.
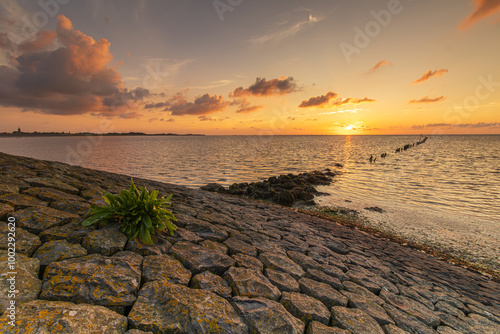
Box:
[164,92,229,116]
[367,60,393,74]
[0,15,148,116]
[230,77,298,97]
[459,0,500,29]
[409,96,446,103]
[298,91,375,108]
[412,69,448,84]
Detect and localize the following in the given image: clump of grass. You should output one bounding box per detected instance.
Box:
[82,179,177,245]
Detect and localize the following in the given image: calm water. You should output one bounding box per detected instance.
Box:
[0,135,499,222]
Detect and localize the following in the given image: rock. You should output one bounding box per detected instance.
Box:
[281,291,331,325]
[0,222,41,256]
[265,268,300,292]
[331,306,385,334]
[306,321,351,334]
[126,330,153,334]
[365,206,385,213]
[259,252,306,280]
[200,183,226,193]
[184,218,228,242]
[299,278,348,308]
[190,270,232,298]
[82,226,128,256]
[383,304,438,334]
[141,254,191,285]
[201,239,228,254]
[383,323,411,334]
[21,187,83,203]
[39,219,96,244]
[40,252,142,314]
[0,251,41,315]
[435,301,465,318]
[306,268,342,290]
[12,206,78,234]
[0,300,128,333]
[232,253,264,272]
[436,326,462,334]
[0,183,18,195]
[33,240,87,270]
[129,280,247,333]
[49,200,91,215]
[0,203,14,219]
[163,227,203,244]
[224,237,258,257]
[125,235,172,256]
[324,239,349,255]
[462,313,500,334]
[23,177,79,195]
[274,190,295,206]
[347,267,398,294]
[232,296,305,334]
[169,241,235,275]
[468,304,500,324]
[346,292,394,326]
[398,284,436,311]
[380,289,441,328]
[288,250,323,270]
[342,281,385,305]
[0,193,47,209]
[224,267,282,300]
[436,312,477,334]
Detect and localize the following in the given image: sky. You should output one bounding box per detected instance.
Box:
[0,0,499,135]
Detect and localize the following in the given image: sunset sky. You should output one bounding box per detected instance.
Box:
[0,0,499,135]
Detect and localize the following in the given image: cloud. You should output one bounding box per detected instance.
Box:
[367,60,393,74]
[298,91,376,108]
[230,98,264,113]
[459,0,500,29]
[164,92,229,116]
[0,15,149,116]
[412,69,448,84]
[412,122,500,128]
[409,96,446,103]
[230,77,298,97]
[249,12,324,44]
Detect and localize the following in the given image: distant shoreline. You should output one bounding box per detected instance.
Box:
[0,133,205,137]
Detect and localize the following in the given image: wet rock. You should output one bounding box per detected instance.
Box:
[0,251,41,315]
[33,240,87,270]
[383,304,438,334]
[274,190,295,206]
[232,253,264,272]
[49,200,91,215]
[0,222,41,256]
[0,300,128,333]
[21,187,83,203]
[259,252,306,279]
[0,203,14,219]
[129,280,247,333]
[200,183,226,193]
[365,206,385,213]
[141,254,191,285]
[13,206,78,234]
[306,321,351,334]
[190,270,232,298]
[40,252,142,314]
[331,306,385,334]
[82,226,128,256]
[39,219,96,244]
[224,267,282,300]
[265,268,300,292]
[299,278,348,308]
[125,235,172,256]
[380,289,441,328]
[24,177,79,195]
[224,237,258,257]
[169,241,235,275]
[346,292,394,326]
[0,193,47,209]
[232,296,305,334]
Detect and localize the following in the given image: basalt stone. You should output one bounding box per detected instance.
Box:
[21,187,83,203]
[39,220,96,244]
[0,222,41,256]
[331,306,385,334]
[0,251,41,315]
[200,239,228,255]
[126,330,153,334]
[397,284,436,311]
[281,291,331,325]
[128,281,247,333]
[224,267,282,301]
[383,323,412,334]
[224,237,258,257]
[0,183,19,195]
[435,301,465,318]
[125,235,172,256]
[288,251,323,271]
[274,190,295,206]
[40,252,142,314]
[347,267,398,294]
[299,278,348,308]
[232,296,305,334]
[259,252,306,280]
[200,183,226,193]
[80,187,104,200]
[0,176,30,190]
[82,226,128,256]
[184,218,228,242]
[232,253,264,272]
[468,304,500,324]
[141,254,191,285]
[383,304,438,334]
[169,241,235,275]
[265,268,300,292]
[308,268,343,289]
[163,227,203,244]
[0,203,14,220]
[346,293,394,326]
[24,177,79,195]
[13,206,78,234]
[324,240,349,255]
[437,312,478,334]
[190,270,232,299]
[252,239,287,255]
[380,289,441,328]
[462,313,500,333]
[0,300,128,333]
[436,327,462,334]
[0,193,47,209]
[49,200,91,216]
[33,240,87,271]
[306,321,351,334]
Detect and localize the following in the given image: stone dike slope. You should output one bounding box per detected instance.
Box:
[0,152,499,334]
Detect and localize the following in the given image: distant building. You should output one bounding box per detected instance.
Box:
[13,127,22,134]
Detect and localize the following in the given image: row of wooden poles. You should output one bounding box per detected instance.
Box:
[369,136,429,163]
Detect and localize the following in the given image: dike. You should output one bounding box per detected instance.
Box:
[0,151,499,333]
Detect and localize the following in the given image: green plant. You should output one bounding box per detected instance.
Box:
[82,179,177,245]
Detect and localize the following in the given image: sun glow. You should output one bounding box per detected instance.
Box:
[344,125,354,131]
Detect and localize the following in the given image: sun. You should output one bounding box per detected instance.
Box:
[344,125,354,131]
